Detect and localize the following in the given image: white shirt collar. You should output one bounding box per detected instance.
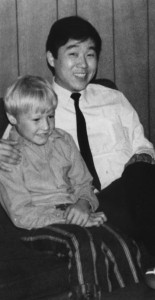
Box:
[52,80,71,98]
[52,80,86,106]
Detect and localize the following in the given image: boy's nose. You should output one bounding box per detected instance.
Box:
[42,119,49,130]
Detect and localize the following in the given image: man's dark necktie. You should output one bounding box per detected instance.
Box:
[71,93,101,191]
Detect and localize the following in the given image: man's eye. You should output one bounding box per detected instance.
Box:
[69,52,78,57]
[48,115,54,119]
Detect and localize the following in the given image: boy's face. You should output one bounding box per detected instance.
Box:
[48,38,98,92]
[14,106,55,145]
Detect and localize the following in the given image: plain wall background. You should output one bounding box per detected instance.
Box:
[0,0,155,143]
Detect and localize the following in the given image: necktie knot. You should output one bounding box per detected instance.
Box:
[71,93,81,103]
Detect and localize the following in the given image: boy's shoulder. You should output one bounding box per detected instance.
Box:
[51,128,76,150]
[53,128,74,142]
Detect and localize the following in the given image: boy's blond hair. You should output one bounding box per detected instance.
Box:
[4,75,57,117]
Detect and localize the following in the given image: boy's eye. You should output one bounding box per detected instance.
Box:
[33,118,40,122]
[48,114,54,119]
[87,52,96,57]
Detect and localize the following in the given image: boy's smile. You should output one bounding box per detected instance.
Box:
[48,38,98,92]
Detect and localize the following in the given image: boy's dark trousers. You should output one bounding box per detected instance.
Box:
[97,162,155,258]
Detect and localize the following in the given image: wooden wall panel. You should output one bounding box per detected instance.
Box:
[114,0,149,136]
[17,0,57,83]
[77,0,114,80]
[149,0,155,145]
[0,0,18,98]
[58,0,77,18]
[0,0,155,143]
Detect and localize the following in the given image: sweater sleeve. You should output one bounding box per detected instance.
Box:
[64,132,99,212]
[0,166,66,230]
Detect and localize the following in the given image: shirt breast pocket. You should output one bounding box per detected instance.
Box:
[89,116,127,155]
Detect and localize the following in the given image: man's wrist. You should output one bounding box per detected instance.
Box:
[125,153,154,168]
[134,153,154,164]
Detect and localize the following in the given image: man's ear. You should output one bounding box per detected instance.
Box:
[46,51,55,68]
[6,113,17,125]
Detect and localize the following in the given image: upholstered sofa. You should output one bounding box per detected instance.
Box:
[0,80,155,300]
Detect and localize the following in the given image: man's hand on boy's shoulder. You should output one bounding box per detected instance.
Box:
[64,198,91,227]
[0,139,21,171]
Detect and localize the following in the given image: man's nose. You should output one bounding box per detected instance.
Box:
[78,54,87,67]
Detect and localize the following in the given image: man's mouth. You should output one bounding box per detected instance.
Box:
[74,73,87,79]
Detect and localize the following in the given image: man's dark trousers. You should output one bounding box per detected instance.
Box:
[97,162,155,257]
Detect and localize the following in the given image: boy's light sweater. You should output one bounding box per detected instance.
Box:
[0,127,98,229]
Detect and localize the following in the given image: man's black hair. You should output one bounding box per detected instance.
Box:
[46,16,102,59]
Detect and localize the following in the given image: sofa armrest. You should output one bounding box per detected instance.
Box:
[91,78,118,90]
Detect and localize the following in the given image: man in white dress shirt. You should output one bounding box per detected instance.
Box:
[1,16,155,262]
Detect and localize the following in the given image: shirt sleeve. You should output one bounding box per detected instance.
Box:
[119,93,155,158]
[63,132,99,212]
[0,166,66,230]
